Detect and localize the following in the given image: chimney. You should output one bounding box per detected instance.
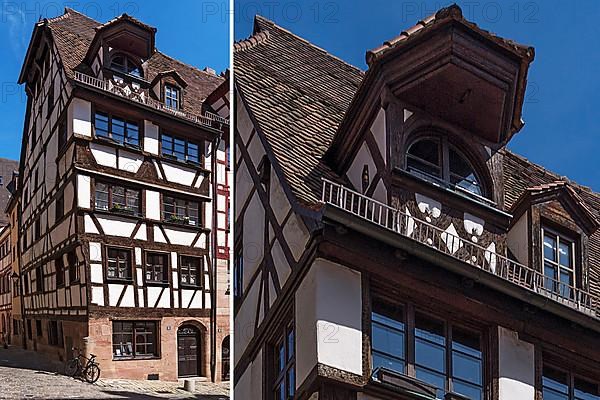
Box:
[203,67,216,76]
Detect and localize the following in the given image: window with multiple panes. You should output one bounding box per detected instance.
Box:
[543,365,600,400]
[94,111,139,147]
[233,242,243,300]
[55,257,65,288]
[406,138,485,198]
[55,191,64,221]
[68,251,79,283]
[165,85,180,109]
[112,321,158,358]
[163,196,200,226]
[180,256,201,287]
[161,133,199,164]
[542,227,576,299]
[35,265,44,293]
[272,322,295,400]
[36,319,43,337]
[107,248,132,281]
[145,253,168,284]
[110,55,142,77]
[95,182,140,216]
[371,301,484,400]
[58,118,67,151]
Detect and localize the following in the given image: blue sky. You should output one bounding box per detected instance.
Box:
[235,0,600,191]
[0,0,229,161]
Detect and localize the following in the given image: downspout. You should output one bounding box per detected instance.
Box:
[210,129,222,382]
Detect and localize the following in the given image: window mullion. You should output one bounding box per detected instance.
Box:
[406,303,415,377]
[442,137,450,183]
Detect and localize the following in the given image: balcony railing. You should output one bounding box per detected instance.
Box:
[73,72,229,129]
[321,179,599,319]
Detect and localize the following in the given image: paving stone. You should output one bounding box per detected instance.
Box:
[0,346,230,399]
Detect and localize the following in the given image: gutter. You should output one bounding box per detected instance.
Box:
[209,132,221,382]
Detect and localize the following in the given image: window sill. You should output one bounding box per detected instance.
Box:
[145,281,170,287]
[93,209,142,220]
[93,136,142,154]
[159,155,209,174]
[106,278,134,284]
[112,355,161,361]
[180,284,202,290]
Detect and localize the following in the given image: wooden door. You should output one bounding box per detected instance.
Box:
[177,326,200,377]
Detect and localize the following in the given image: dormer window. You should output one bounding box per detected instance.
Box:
[165,85,180,109]
[542,227,576,298]
[110,55,142,78]
[406,138,485,198]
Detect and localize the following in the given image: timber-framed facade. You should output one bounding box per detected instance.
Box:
[16,8,230,381]
[234,5,600,400]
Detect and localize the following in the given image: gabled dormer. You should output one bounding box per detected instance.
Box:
[150,70,188,110]
[83,13,156,81]
[507,182,599,295]
[327,4,533,237]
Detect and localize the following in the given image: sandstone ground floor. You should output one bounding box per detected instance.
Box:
[10,312,230,382]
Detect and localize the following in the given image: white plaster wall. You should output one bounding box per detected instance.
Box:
[270,168,291,224]
[234,349,263,400]
[163,227,196,246]
[161,162,196,186]
[347,142,376,193]
[234,278,260,365]
[372,107,386,163]
[498,326,535,400]
[507,212,529,265]
[235,162,253,219]
[237,95,254,145]
[70,98,92,137]
[282,213,309,262]
[143,120,159,155]
[90,143,117,168]
[77,175,91,209]
[96,215,137,237]
[295,258,363,389]
[118,150,143,173]
[243,193,264,291]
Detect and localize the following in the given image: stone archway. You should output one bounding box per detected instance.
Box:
[177,324,201,378]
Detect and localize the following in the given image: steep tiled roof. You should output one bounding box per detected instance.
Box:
[502,149,600,220]
[234,15,364,208]
[45,8,223,112]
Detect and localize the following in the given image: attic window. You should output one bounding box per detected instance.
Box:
[110,55,142,78]
[406,137,486,198]
[542,227,576,299]
[165,85,180,109]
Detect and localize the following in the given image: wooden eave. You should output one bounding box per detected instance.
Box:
[510,185,599,234]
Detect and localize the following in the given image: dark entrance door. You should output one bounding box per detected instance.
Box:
[177,325,200,377]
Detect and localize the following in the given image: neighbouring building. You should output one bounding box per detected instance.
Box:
[16,8,229,381]
[234,6,600,400]
[6,172,22,348]
[0,224,11,344]
[0,158,19,226]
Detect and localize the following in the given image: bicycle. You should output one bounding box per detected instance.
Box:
[64,347,101,383]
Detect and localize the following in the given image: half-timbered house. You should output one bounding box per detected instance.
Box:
[0,225,11,345]
[16,8,229,381]
[234,6,600,400]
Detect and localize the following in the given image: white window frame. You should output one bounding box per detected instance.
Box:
[541,226,577,298]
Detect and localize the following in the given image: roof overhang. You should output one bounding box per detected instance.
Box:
[510,182,599,235]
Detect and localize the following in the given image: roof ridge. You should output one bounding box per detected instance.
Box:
[253,14,364,75]
[153,50,224,81]
[59,7,100,25]
[233,30,270,52]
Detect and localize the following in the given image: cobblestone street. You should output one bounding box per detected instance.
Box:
[0,346,229,399]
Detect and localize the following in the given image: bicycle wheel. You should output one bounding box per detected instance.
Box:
[64,359,80,377]
[84,363,101,384]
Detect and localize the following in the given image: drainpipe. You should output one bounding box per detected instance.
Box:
[210,130,221,382]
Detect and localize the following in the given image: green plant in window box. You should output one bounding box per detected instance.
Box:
[111,204,135,216]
